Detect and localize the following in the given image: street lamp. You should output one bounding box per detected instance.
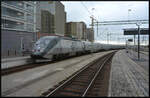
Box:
[136,22,141,60]
[128,9,131,21]
[105,28,109,45]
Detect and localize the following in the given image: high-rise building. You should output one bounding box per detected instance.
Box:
[86,28,94,42]
[2,1,36,32]
[65,22,87,40]
[36,1,66,38]
[80,22,87,40]
[41,10,54,33]
[1,1,37,57]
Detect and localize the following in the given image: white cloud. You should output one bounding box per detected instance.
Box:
[61,1,149,45]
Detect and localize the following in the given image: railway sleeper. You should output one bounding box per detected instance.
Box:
[71,83,88,87]
[59,91,81,96]
[86,93,100,97]
[45,52,115,97]
[61,88,84,94]
[73,80,90,83]
[65,87,85,91]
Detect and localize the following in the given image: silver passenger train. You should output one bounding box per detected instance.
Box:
[31,35,124,60]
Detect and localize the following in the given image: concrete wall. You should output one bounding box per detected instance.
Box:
[1,29,36,58]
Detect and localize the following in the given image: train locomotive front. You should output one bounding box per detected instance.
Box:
[31,36,59,59]
[31,36,125,61]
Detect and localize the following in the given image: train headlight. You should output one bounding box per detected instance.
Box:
[37,46,41,50]
[32,49,35,52]
[39,48,45,52]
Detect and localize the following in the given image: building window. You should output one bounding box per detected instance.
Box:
[26,4,34,12]
[3,1,24,9]
[2,6,24,20]
[27,24,34,32]
[2,19,24,30]
[28,1,36,5]
[27,14,34,23]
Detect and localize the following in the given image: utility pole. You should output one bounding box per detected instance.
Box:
[128,9,131,21]
[97,21,98,37]
[90,16,94,43]
[126,40,128,51]
[117,37,119,44]
[134,34,135,51]
[107,32,109,44]
[90,15,98,42]
[91,8,95,31]
[90,16,94,31]
[109,32,111,44]
[136,23,141,60]
[138,25,140,60]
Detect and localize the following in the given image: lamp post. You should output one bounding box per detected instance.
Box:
[128,9,131,21]
[105,28,109,45]
[107,32,109,44]
[136,22,141,60]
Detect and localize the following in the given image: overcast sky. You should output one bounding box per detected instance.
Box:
[61,1,149,45]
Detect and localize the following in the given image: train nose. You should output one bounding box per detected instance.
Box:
[30,54,44,59]
[32,49,36,52]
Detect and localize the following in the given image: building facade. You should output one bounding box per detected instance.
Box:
[2,1,36,32]
[86,28,94,42]
[41,10,54,33]
[80,22,87,40]
[65,22,87,40]
[36,1,66,38]
[1,1,36,58]
[65,22,77,38]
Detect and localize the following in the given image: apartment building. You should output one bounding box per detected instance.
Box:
[1,1,36,57]
[65,22,87,40]
[36,1,66,38]
[86,28,94,42]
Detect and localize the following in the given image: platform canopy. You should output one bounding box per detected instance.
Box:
[123,28,149,35]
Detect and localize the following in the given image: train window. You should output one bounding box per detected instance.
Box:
[36,38,51,45]
[45,39,50,45]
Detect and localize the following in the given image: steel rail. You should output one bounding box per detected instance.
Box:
[82,53,113,97]
[44,54,103,97]
[45,52,115,97]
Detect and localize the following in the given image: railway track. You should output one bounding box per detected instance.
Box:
[41,51,116,97]
[1,51,105,76]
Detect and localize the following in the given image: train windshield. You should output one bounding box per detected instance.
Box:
[35,37,52,48]
[37,38,50,45]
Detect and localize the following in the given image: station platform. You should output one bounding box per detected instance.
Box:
[109,49,149,97]
[2,51,114,96]
[2,56,30,62]
[1,56,31,69]
[140,51,149,55]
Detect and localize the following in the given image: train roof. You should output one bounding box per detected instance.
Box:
[59,36,82,41]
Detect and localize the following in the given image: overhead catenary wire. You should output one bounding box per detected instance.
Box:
[81,2,93,16]
[80,2,115,43]
[80,2,98,22]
